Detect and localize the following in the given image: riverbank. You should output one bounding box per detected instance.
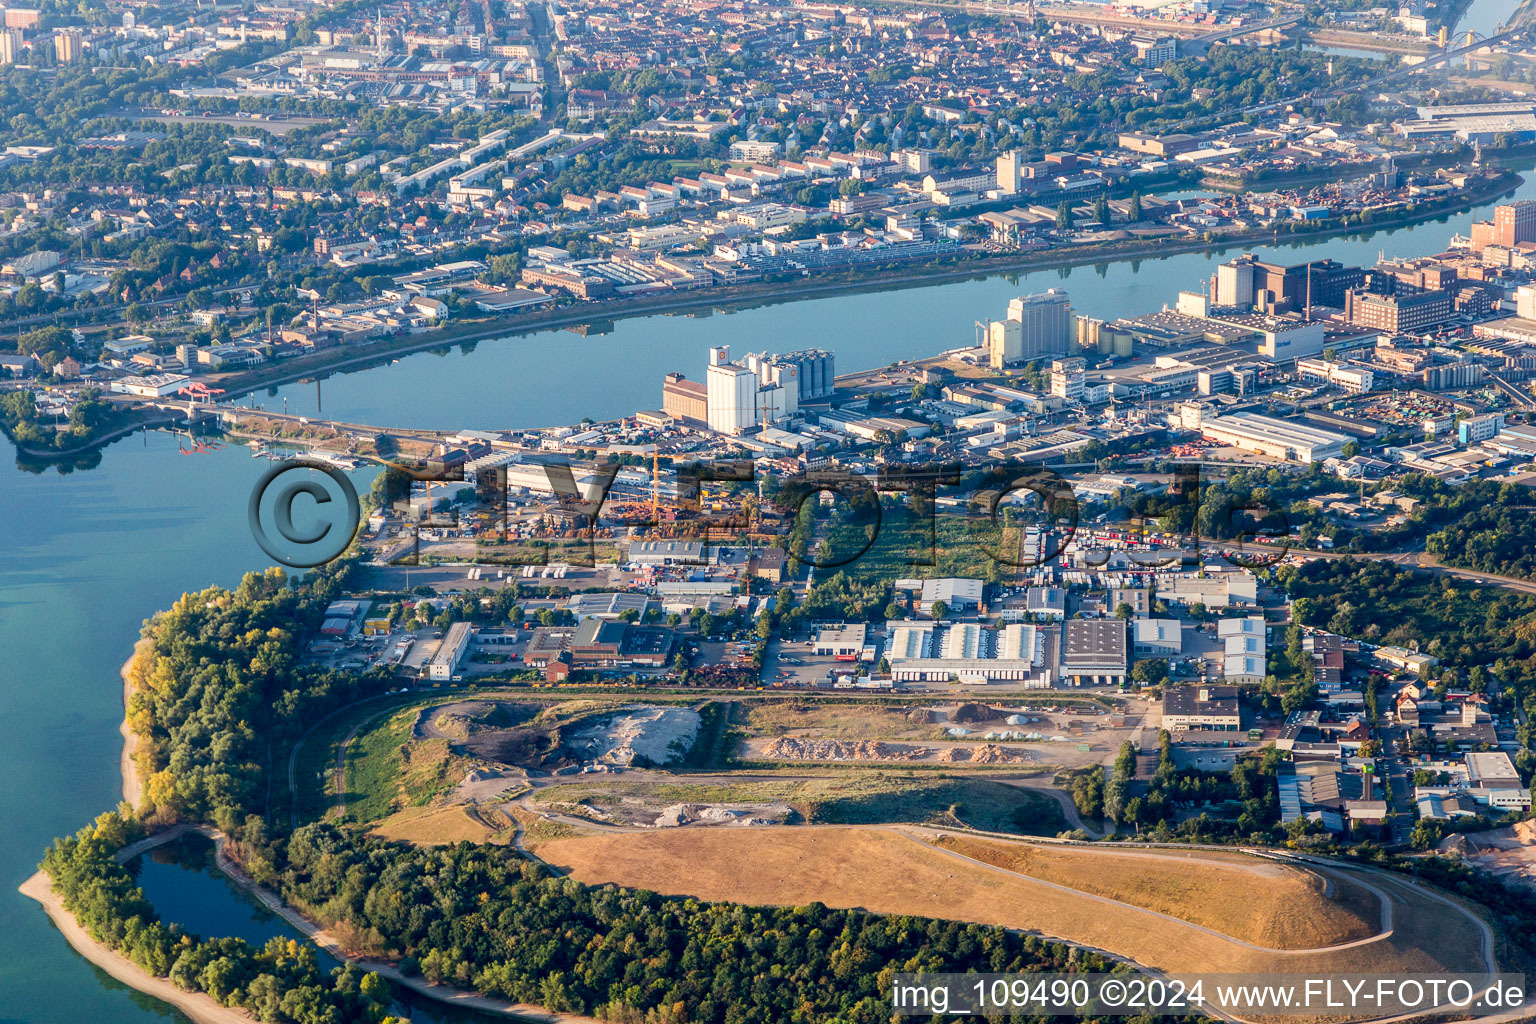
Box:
[19,820,601,1024]
[21,645,603,1024]
[199,170,1522,407]
[120,638,151,811]
[18,869,256,1024]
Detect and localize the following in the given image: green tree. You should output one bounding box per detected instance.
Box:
[1055,200,1074,231]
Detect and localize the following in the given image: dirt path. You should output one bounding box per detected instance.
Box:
[992,776,1105,838]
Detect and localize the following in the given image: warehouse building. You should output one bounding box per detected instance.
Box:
[1156,571,1258,609]
[1060,620,1128,687]
[428,622,472,681]
[1199,411,1349,463]
[885,622,1052,685]
[814,623,868,660]
[1132,619,1183,656]
[627,539,710,565]
[921,577,984,612]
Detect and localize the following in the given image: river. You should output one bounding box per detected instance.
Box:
[1,163,1531,1023]
[252,172,1535,432]
[1456,0,1523,38]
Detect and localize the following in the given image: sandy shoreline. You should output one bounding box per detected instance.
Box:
[120,638,152,811]
[21,636,597,1024]
[19,869,257,1024]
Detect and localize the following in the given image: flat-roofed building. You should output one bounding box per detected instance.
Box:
[1025,585,1066,620]
[1133,619,1183,656]
[627,539,709,565]
[661,372,708,427]
[1199,412,1349,463]
[1217,615,1266,643]
[922,577,984,612]
[886,622,1051,685]
[1060,619,1128,687]
[1163,684,1240,731]
[1111,587,1152,617]
[1465,751,1531,809]
[1156,571,1258,609]
[814,623,868,660]
[428,622,473,681]
[1345,288,1453,334]
[565,592,652,621]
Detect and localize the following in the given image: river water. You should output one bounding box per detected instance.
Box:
[255,173,1536,432]
[1457,0,1523,38]
[2,165,1532,1023]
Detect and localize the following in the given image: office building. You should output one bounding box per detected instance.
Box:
[1005,289,1072,362]
[1296,358,1375,394]
[1459,412,1505,444]
[706,346,757,435]
[1345,288,1453,334]
[1197,364,1256,396]
[1198,411,1349,463]
[1372,257,1458,294]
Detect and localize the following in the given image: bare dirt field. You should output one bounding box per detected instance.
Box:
[744,736,1046,763]
[420,699,699,770]
[532,773,1066,835]
[1439,820,1536,888]
[937,835,1377,949]
[535,826,1493,981]
[746,701,944,741]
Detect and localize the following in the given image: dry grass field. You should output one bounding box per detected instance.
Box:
[535,826,1493,980]
[937,835,1376,949]
[745,702,941,741]
[369,804,513,846]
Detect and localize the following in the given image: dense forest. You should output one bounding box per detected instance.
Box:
[126,560,383,829]
[1421,479,1536,579]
